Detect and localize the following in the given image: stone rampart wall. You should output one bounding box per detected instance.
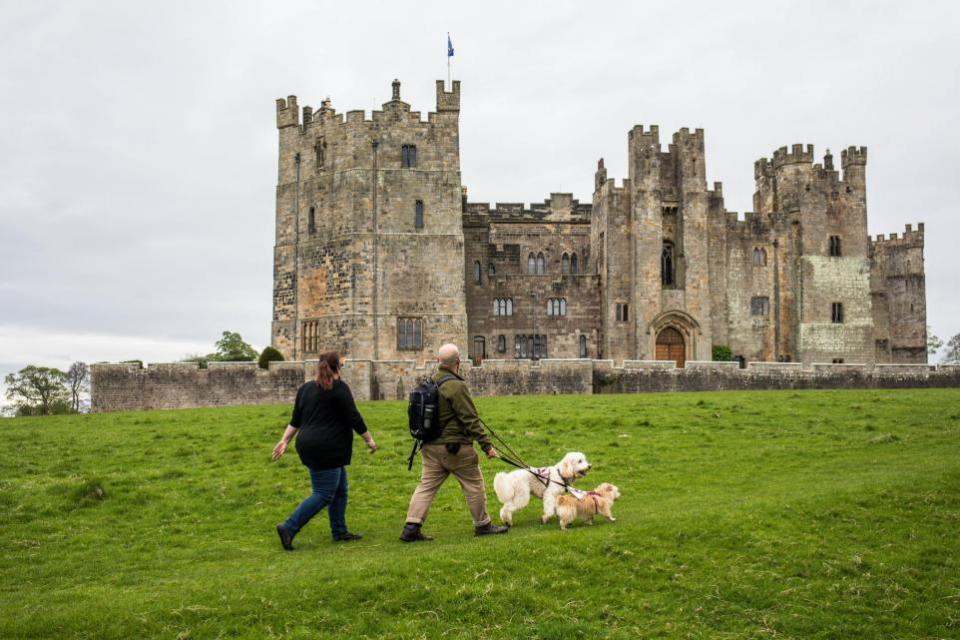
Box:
[90,360,960,413]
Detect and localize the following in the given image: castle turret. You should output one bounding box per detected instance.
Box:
[271,80,467,367]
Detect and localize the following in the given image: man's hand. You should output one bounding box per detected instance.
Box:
[366,438,378,453]
[485,447,498,459]
[271,440,288,461]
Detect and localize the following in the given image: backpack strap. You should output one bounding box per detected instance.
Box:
[407,439,421,471]
[435,373,458,387]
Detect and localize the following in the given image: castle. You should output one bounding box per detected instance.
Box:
[271,79,927,368]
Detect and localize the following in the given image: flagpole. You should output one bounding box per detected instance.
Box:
[446,32,451,89]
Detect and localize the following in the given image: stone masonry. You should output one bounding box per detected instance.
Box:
[272,80,927,369]
[90,360,960,412]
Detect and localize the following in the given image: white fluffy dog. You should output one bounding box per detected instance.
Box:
[493,452,591,526]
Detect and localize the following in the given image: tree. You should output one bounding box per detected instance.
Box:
[209,331,258,362]
[944,334,960,364]
[258,346,285,369]
[927,326,943,356]
[65,362,90,413]
[4,366,70,416]
[712,345,733,361]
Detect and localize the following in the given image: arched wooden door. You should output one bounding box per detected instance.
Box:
[655,327,685,368]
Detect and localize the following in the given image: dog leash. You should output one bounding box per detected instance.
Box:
[480,419,576,493]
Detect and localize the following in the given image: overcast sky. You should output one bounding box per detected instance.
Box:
[2,0,958,402]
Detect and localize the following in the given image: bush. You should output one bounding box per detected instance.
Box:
[712,345,733,362]
[258,346,285,369]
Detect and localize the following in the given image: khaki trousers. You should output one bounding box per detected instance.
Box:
[406,444,491,527]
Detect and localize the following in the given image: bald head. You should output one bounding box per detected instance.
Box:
[437,343,460,369]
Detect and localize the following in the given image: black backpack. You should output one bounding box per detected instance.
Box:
[406,374,457,470]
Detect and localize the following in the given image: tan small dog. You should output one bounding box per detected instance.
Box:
[555,482,621,530]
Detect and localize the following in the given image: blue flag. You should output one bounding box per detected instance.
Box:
[447,34,454,57]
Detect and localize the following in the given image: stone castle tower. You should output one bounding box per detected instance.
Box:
[273,80,467,363]
[274,79,927,367]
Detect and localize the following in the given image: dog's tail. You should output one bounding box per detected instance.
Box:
[493,472,513,504]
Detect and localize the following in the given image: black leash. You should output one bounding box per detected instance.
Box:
[480,419,572,492]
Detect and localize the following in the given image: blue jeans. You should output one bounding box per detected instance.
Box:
[282,466,349,539]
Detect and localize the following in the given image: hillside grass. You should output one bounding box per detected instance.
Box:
[1,389,959,639]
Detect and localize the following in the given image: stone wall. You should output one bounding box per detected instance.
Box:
[91,359,960,413]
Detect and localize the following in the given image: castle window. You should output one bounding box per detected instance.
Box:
[308,207,316,235]
[579,335,588,358]
[832,358,845,364]
[662,242,675,286]
[536,252,545,275]
[527,253,537,275]
[488,263,496,278]
[473,336,486,360]
[561,253,570,275]
[831,302,844,324]
[616,303,629,322]
[401,144,417,168]
[415,200,424,230]
[547,298,567,317]
[397,318,423,350]
[301,320,320,354]
[473,261,482,284]
[571,253,579,274]
[497,334,506,353]
[494,298,513,316]
[750,296,770,316]
[753,247,767,266]
[829,235,842,257]
[515,335,522,358]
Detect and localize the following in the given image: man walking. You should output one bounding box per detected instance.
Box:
[400,343,509,541]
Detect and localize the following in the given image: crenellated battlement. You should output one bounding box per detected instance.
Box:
[870,223,925,247]
[463,194,592,223]
[628,124,661,150]
[275,79,457,136]
[276,95,299,128]
[841,145,867,168]
[671,127,705,149]
[772,143,815,169]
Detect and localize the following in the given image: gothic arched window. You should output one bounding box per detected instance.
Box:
[579,335,587,358]
[661,242,674,286]
[561,253,570,275]
[571,253,579,274]
[527,253,536,275]
[473,261,481,284]
[536,252,545,275]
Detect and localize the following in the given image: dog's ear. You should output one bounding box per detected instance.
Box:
[558,454,575,479]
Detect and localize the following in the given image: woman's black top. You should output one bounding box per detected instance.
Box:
[291,380,368,470]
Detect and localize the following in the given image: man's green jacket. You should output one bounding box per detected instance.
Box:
[430,367,493,453]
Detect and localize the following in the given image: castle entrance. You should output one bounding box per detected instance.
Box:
[655,327,685,368]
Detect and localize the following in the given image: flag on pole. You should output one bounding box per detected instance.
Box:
[447,33,454,57]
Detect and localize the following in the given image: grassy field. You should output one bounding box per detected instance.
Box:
[1,389,959,639]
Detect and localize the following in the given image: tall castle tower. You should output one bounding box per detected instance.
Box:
[272,80,468,364]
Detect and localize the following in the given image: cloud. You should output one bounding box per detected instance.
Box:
[0,0,958,376]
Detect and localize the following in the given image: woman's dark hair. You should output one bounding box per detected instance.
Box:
[316,351,341,390]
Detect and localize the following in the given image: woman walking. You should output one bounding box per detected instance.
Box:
[272,352,377,550]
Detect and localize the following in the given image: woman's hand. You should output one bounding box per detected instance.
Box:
[271,439,288,461]
[362,433,378,453]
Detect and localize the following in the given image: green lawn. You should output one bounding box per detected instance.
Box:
[1,389,959,639]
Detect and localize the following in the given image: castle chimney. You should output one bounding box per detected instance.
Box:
[392,79,401,101]
[824,148,834,171]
